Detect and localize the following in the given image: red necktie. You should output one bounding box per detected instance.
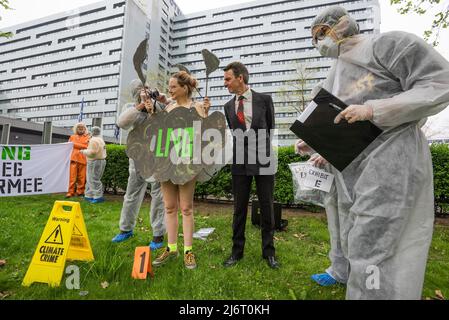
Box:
[237,96,246,127]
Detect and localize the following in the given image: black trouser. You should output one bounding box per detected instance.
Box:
[231,174,275,259]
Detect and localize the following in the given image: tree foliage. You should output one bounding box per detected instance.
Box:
[102,144,449,214]
[146,70,170,94]
[431,143,449,200]
[390,0,449,46]
[277,63,314,113]
[0,0,13,39]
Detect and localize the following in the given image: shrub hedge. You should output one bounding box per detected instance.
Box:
[103,144,449,211]
[103,145,130,194]
[431,144,449,215]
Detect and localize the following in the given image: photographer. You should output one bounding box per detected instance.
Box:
[136,86,170,114]
[112,81,168,250]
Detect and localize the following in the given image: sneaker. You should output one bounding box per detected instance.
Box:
[149,236,164,251]
[152,248,179,267]
[65,193,74,198]
[111,231,134,243]
[84,196,93,201]
[90,197,105,204]
[184,251,197,270]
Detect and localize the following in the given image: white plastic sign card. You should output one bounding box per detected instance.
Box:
[303,166,334,193]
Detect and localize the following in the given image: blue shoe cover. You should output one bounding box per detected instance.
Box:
[90,197,105,204]
[112,231,134,243]
[149,241,164,251]
[311,273,338,286]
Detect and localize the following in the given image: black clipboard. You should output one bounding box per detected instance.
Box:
[290,88,383,172]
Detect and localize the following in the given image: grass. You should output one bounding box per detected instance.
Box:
[0,194,448,300]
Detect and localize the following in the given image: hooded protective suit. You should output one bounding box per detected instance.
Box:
[81,126,106,200]
[310,6,449,300]
[114,79,166,238]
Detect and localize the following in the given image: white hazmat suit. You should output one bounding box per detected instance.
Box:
[115,81,166,239]
[308,6,449,300]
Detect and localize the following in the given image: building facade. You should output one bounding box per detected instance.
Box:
[0,0,181,139]
[171,0,380,146]
[0,116,117,145]
[0,0,380,146]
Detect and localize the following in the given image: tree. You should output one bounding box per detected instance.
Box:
[277,63,314,113]
[0,0,13,38]
[390,0,449,46]
[145,70,170,94]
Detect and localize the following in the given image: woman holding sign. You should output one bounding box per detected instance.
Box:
[152,71,210,270]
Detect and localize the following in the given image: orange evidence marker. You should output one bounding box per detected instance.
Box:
[132,247,153,280]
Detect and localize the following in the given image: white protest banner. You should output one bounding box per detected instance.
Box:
[1,143,73,197]
[303,165,334,193]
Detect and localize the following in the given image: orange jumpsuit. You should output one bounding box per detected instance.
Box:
[67,133,89,196]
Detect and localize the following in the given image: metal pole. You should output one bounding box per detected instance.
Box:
[41,121,53,144]
[92,118,103,129]
[1,123,11,144]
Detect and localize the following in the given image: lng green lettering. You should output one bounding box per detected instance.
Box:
[156,128,194,158]
[1,146,31,161]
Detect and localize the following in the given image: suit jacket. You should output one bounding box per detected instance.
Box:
[224,90,275,176]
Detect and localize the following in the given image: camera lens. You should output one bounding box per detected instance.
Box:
[150,89,159,99]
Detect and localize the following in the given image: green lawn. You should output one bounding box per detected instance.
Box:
[0,194,448,300]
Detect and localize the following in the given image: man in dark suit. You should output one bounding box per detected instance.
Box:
[222,62,279,269]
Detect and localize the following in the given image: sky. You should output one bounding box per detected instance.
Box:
[1,0,448,58]
[1,0,448,136]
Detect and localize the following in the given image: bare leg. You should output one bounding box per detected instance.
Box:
[161,181,179,246]
[179,179,196,248]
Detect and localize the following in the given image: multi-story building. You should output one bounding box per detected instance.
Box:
[0,0,380,146]
[171,0,381,146]
[0,0,181,140]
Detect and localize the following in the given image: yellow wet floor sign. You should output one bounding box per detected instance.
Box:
[22,201,94,287]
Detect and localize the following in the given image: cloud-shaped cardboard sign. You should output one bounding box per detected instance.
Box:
[127,107,231,185]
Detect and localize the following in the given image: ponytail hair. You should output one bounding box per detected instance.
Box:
[171,71,198,98]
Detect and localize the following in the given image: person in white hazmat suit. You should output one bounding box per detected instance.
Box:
[296,6,449,299]
[81,126,107,203]
[111,80,167,250]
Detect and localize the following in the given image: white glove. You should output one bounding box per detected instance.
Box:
[295,139,314,155]
[309,154,328,168]
[334,104,373,124]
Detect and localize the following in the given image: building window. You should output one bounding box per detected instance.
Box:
[113,2,126,9]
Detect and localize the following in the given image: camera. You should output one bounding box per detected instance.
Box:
[143,87,160,100]
[140,87,161,114]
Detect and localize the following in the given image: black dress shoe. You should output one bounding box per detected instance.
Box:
[265,256,280,269]
[223,255,242,267]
